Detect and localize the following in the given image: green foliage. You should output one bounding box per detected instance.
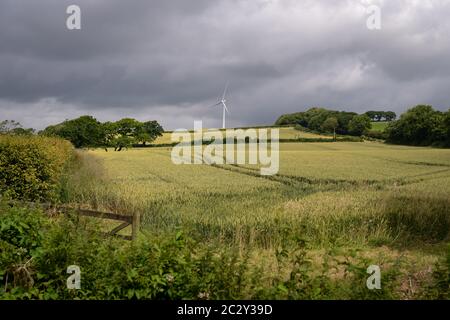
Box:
[0,203,48,292]
[276,109,398,137]
[338,250,402,300]
[365,111,396,122]
[0,135,74,202]
[0,202,407,300]
[275,108,359,135]
[41,116,104,148]
[364,130,388,140]
[42,116,164,151]
[422,244,450,299]
[0,202,255,299]
[136,120,164,146]
[321,117,338,133]
[386,105,449,147]
[348,115,372,136]
[275,112,307,126]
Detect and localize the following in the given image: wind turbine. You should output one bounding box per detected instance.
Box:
[211,82,229,129]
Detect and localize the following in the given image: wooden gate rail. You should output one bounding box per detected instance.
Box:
[5,200,140,241]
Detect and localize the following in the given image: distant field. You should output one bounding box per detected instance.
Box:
[371,121,389,132]
[152,127,330,145]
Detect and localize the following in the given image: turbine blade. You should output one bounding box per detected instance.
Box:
[222,102,229,114]
[210,102,222,107]
[222,81,229,100]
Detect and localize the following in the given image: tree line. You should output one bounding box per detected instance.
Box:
[275,105,450,147]
[3,105,449,149]
[1,116,164,150]
[364,111,396,122]
[0,120,35,136]
[41,116,164,150]
[386,105,450,147]
[275,107,374,137]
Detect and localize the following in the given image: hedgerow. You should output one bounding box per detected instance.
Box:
[0,135,74,202]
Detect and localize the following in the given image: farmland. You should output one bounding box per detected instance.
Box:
[371,122,389,132]
[152,127,331,145]
[2,131,450,299]
[59,138,450,298]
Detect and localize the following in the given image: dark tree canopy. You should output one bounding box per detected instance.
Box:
[348,115,372,136]
[136,120,164,146]
[386,105,449,147]
[41,115,104,148]
[41,116,164,150]
[365,111,397,122]
[275,108,359,135]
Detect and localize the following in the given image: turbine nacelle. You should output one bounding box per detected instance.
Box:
[210,82,230,129]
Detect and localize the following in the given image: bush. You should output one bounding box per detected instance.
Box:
[386,105,450,147]
[0,203,48,292]
[364,130,387,140]
[422,244,450,299]
[0,135,74,202]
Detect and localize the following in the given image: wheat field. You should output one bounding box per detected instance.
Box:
[152,127,331,145]
[62,139,450,298]
[66,141,450,248]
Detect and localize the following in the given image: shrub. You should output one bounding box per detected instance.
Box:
[0,135,74,202]
[364,130,387,140]
[0,202,48,292]
[386,105,449,147]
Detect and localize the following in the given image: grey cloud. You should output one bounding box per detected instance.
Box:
[1,0,450,131]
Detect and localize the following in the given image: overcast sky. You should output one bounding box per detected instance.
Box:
[1,0,449,130]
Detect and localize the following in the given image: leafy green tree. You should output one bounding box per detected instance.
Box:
[365,111,396,122]
[10,127,35,136]
[41,116,164,151]
[101,121,117,151]
[386,105,445,146]
[113,118,141,137]
[41,116,104,148]
[365,111,378,121]
[0,120,21,134]
[275,112,307,126]
[112,135,135,152]
[110,118,141,151]
[444,110,450,146]
[321,117,339,140]
[335,112,357,134]
[384,111,397,122]
[348,115,372,136]
[135,120,164,146]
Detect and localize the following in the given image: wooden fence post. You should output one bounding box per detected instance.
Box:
[132,212,140,242]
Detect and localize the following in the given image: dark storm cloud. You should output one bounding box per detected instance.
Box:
[0,0,450,130]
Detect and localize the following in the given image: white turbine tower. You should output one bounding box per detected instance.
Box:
[211,82,229,129]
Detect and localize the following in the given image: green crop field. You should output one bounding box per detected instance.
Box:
[152,127,330,145]
[371,122,389,132]
[61,139,450,298]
